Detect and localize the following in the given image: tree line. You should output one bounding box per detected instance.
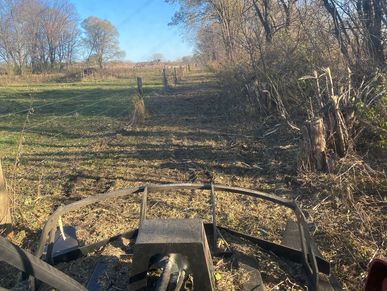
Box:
[0,0,123,75]
[168,0,386,169]
[169,0,385,69]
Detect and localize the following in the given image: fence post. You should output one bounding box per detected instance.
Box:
[179,66,184,80]
[136,77,143,97]
[173,67,178,86]
[162,68,169,91]
[0,160,12,235]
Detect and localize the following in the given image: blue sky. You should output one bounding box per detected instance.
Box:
[72,0,194,62]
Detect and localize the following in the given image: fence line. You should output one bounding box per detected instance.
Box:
[25,94,126,132]
[0,91,101,120]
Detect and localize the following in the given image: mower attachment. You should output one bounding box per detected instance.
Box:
[0,183,340,290]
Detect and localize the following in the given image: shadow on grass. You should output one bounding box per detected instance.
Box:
[0,86,162,120]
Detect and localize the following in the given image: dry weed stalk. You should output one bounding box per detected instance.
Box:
[298,68,386,172]
[9,99,34,220]
[0,160,12,235]
[240,66,300,131]
[297,68,385,287]
[127,92,145,127]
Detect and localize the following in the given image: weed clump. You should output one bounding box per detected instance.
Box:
[129,94,145,125]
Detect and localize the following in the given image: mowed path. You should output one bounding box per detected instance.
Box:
[55,71,303,289]
[6,70,299,240]
[117,71,297,190]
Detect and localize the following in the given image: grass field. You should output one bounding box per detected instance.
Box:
[0,70,164,242]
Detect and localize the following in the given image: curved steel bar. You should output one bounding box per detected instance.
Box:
[145,183,295,208]
[294,203,320,287]
[36,183,295,258]
[35,183,321,289]
[35,187,142,258]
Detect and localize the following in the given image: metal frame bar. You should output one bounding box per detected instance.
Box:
[210,183,217,250]
[214,225,330,275]
[140,186,148,225]
[34,183,324,289]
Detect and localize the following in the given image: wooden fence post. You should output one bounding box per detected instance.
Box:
[179,66,184,80]
[136,77,143,97]
[162,68,169,91]
[0,160,12,235]
[173,67,178,86]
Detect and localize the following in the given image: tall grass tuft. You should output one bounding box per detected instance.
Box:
[129,94,145,126]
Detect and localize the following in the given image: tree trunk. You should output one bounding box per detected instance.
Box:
[0,160,12,235]
[98,56,103,69]
[322,0,352,63]
[298,118,329,172]
[361,0,385,65]
[253,0,273,43]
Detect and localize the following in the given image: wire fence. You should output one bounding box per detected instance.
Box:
[0,64,192,174]
[0,90,96,120]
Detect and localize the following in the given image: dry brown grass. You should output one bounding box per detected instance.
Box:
[296,154,386,289]
[129,94,146,125]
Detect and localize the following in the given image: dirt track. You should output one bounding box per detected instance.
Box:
[124,72,297,193]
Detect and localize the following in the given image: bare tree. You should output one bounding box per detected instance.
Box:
[0,0,35,74]
[167,0,385,162]
[149,53,165,62]
[81,16,124,68]
[39,0,79,69]
[322,0,385,67]
[168,0,245,62]
[0,0,80,74]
